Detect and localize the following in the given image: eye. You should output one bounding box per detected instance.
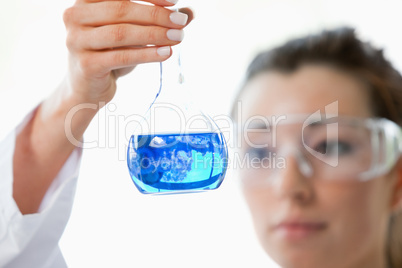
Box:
[246,147,273,160]
[314,140,353,156]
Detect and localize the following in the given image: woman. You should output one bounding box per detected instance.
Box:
[231,28,402,268]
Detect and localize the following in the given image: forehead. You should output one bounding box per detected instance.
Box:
[238,64,372,119]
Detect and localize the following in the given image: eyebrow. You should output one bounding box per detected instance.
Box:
[305,117,340,128]
[242,114,341,130]
[245,121,271,130]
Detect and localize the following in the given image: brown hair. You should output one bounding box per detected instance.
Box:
[231,27,402,267]
[231,27,402,124]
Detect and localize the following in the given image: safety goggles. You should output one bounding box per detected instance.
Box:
[239,114,402,183]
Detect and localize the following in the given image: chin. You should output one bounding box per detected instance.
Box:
[261,241,332,268]
[269,253,325,268]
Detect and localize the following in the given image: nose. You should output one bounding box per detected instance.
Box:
[271,148,315,204]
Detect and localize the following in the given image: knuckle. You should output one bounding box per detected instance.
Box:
[150,6,161,22]
[63,6,76,25]
[115,51,132,66]
[111,25,127,43]
[66,29,79,50]
[65,34,74,51]
[114,1,129,19]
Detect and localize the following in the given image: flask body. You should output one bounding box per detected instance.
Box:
[127,131,228,194]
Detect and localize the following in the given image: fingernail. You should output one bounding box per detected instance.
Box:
[166,0,179,4]
[170,12,188,26]
[167,29,184,41]
[157,46,171,56]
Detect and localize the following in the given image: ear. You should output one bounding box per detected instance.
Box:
[391,158,402,211]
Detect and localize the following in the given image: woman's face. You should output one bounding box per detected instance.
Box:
[239,64,399,268]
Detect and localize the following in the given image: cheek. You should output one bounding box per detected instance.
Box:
[242,179,391,247]
[317,180,391,244]
[322,179,387,217]
[242,183,277,235]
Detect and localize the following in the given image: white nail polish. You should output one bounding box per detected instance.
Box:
[170,12,188,26]
[166,0,179,4]
[157,46,171,56]
[167,29,184,41]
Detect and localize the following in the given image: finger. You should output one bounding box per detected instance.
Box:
[178,7,195,26]
[75,25,184,50]
[131,0,179,6]
[81,0,178,7]
[80,46,172,76]
[72,2,188,29]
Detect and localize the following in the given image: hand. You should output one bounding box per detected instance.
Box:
[12,1,193,214]
[63,0,193,107]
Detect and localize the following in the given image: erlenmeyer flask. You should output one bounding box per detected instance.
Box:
[127,46,228,194]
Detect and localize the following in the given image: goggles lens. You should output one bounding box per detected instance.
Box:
[240,116,401,182]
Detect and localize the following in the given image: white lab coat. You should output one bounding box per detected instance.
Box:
[0,111,82,267]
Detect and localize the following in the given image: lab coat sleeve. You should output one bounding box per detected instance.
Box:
[0,111,82,267]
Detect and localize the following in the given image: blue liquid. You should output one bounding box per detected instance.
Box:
[127,132,228,194]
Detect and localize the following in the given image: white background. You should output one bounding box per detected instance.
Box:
[1,0,402,267]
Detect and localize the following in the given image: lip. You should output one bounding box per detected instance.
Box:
[273,219,327,240]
